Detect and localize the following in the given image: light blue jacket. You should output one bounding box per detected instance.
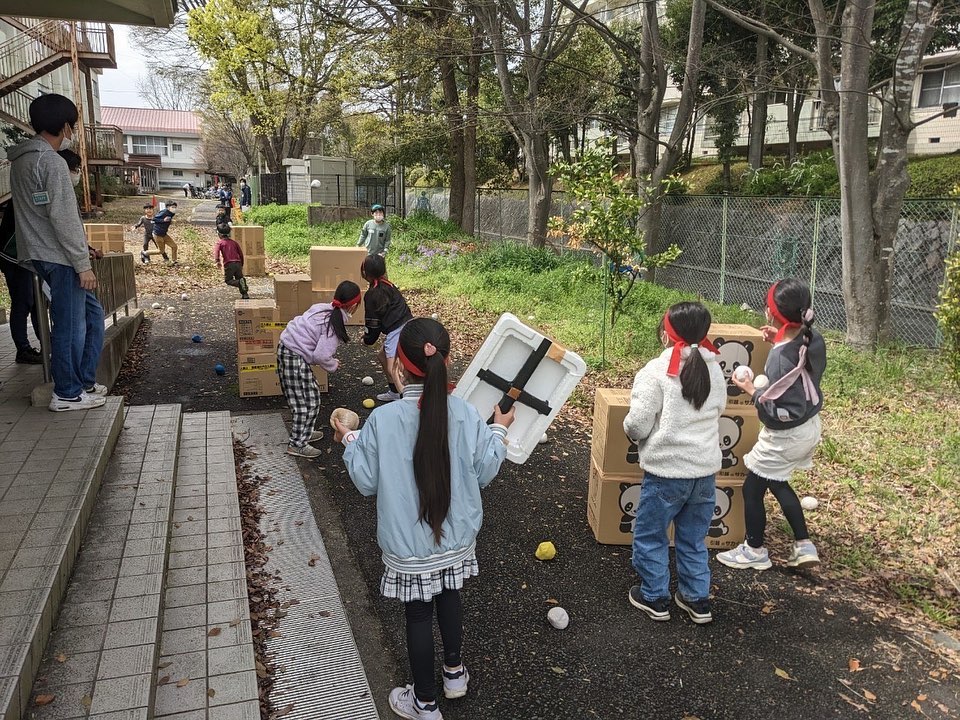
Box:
[343,384,508,574]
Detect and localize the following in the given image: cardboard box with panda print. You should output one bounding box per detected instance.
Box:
[718,409,762,480]
[591,388,638,476]
[708,324,770,408]
[587,457,745,549]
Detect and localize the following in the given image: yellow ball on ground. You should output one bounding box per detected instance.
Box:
[535,541,557,561]
[362,398,376,410]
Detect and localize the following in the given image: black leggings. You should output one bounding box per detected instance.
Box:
[405,588,462,703]
[743,470,809,548]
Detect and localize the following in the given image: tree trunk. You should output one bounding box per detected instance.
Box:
[460,23,481,235]
[439,51,465,227]
[836,0,878,350]
[748,34,769,170]
[525,132,553,248]
[785,82,805,165]
[722,160,732,190]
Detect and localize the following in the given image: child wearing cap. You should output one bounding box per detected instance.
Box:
[357,204,391,256]
[133,203,157,263]
[212,224,249,300]
[623,301,727,625]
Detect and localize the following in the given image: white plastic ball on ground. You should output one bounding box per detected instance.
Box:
[431,313,438,320]
[527,315,535,321]
[361,376,375,386]
[753,374,770,389]
[732,366,754,383]
[151,302,162,310]
[801,496,819,511]
[539,433,549,445]
[181,293,189,301]
[167,306,175,312]
[547,606,569,630]
[310,179,322,188]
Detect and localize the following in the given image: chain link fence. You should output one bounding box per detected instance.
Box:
[655,195,955,347]
[464,188,953,348]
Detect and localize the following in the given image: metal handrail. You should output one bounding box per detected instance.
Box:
[0,19,114,85]
[0,88,33,127]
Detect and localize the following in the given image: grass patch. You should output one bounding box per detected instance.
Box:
[262,208,960,630]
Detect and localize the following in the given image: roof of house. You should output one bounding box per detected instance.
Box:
[101,107,201,135]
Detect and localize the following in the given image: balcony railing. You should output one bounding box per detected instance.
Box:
[0,87,33,129]
[0,160,10,199]
[86,124,124,162]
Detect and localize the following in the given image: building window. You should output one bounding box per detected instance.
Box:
[172,143,183,152]
[131,135,168,156]
[769,91,788,105]
[659,107,678,137]
[173,170,184,177]
[919,65,960,108]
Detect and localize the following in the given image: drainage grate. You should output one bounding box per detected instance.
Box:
[232,414,380,720]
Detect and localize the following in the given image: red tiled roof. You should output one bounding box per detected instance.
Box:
[101,107,200,135]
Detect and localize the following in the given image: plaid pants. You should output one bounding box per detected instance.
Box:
[277,343,322,447]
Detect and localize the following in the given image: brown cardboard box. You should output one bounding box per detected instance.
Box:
[587,458,745,549]
[244,256,267,278]
[309,246,367,292]
[591,388,639,476]
[235,300,282,354]
[85,224,125,253]
[233,225,266,256]
[274,274,312,321]
[718,409,761,481]
[237,352,327,397]
[708,324,771,408]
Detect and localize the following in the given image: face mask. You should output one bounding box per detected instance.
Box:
[373,213,384,222]
[71,173,81,186]
[60,126,74,151]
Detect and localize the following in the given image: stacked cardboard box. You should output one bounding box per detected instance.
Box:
[587,324,770,549]
[307,246,367,326]
[85,224,125,254]
[234,226,266,277]
[234,299,329,398]
[274,274,313,321]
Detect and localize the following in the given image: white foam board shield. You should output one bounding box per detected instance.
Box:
[453,313,587,464]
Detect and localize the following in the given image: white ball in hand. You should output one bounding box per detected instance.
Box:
[800,496,819,510]
[753,374,770,389]
[361,376,374,386]
[732,366,754,383]
[547,606,569,630]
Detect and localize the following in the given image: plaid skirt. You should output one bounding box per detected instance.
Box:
[380,553,479,603]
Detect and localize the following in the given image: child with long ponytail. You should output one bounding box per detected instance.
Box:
[717,278,826,571]
[361,254,414,403]
[277,280,361,459]
[334,318,515,720]
[623,301,727,624]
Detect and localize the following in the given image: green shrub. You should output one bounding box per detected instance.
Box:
[245,204,309,227]
[906,154,960,198]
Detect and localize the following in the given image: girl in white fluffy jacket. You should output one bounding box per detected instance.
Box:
[623,301,727,624]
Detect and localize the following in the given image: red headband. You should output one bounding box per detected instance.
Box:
[397,342,448,379]
[332,292,362,309]
[766,283,801,343]
[663,312,719,377]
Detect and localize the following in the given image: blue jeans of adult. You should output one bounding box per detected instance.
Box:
[0,256,41,352]
[32,260,104,399]
[632,472,716,602]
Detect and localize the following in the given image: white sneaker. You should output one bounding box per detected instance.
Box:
[287,444,322,459]
[787,541,820,569]
[84,383,108,396]
[49,392,107,412]
[442,665,469,699]
[716,543,772,571]
[377,390,401,403]
[388,686,442,719]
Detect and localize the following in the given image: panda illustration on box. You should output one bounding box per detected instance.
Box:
[618,483,642,534]
[709,486,735,537]
[718,415,743,469]
[714,338,753,397]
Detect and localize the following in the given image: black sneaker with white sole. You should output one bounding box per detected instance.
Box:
[674,593,713,624]
[628,585,671,621]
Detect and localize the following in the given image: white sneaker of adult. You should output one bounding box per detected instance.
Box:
[49,392,107,412]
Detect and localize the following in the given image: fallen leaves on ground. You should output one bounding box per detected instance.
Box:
[34,694,55,706]
[774,666,796,681]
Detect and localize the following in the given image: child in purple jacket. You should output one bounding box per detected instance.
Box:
[278,280,362,458]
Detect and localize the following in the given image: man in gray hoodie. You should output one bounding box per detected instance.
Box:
[8,94,106,411]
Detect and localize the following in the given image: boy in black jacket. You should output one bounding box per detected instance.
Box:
[361,254,413,402]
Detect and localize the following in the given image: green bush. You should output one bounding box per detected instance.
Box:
[906,154,960,198]
[245,204,309,227]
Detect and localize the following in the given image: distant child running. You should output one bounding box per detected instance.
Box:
[623,301,727,624]
[357,203,392,256]
[334,318,515,720]
[213,224,249,299]
[717,279,826,571]
[361,254,413,403]
[151,201,178,265]
[134,203,157,263]
[278,280,362,459]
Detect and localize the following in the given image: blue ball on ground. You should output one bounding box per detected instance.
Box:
[192,334,203,343]
[214,363,226,376]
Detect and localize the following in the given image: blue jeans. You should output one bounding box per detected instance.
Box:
[632,472,716,602]
[32,260,104,399]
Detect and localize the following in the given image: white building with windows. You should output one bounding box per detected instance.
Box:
[101,106,210,193]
